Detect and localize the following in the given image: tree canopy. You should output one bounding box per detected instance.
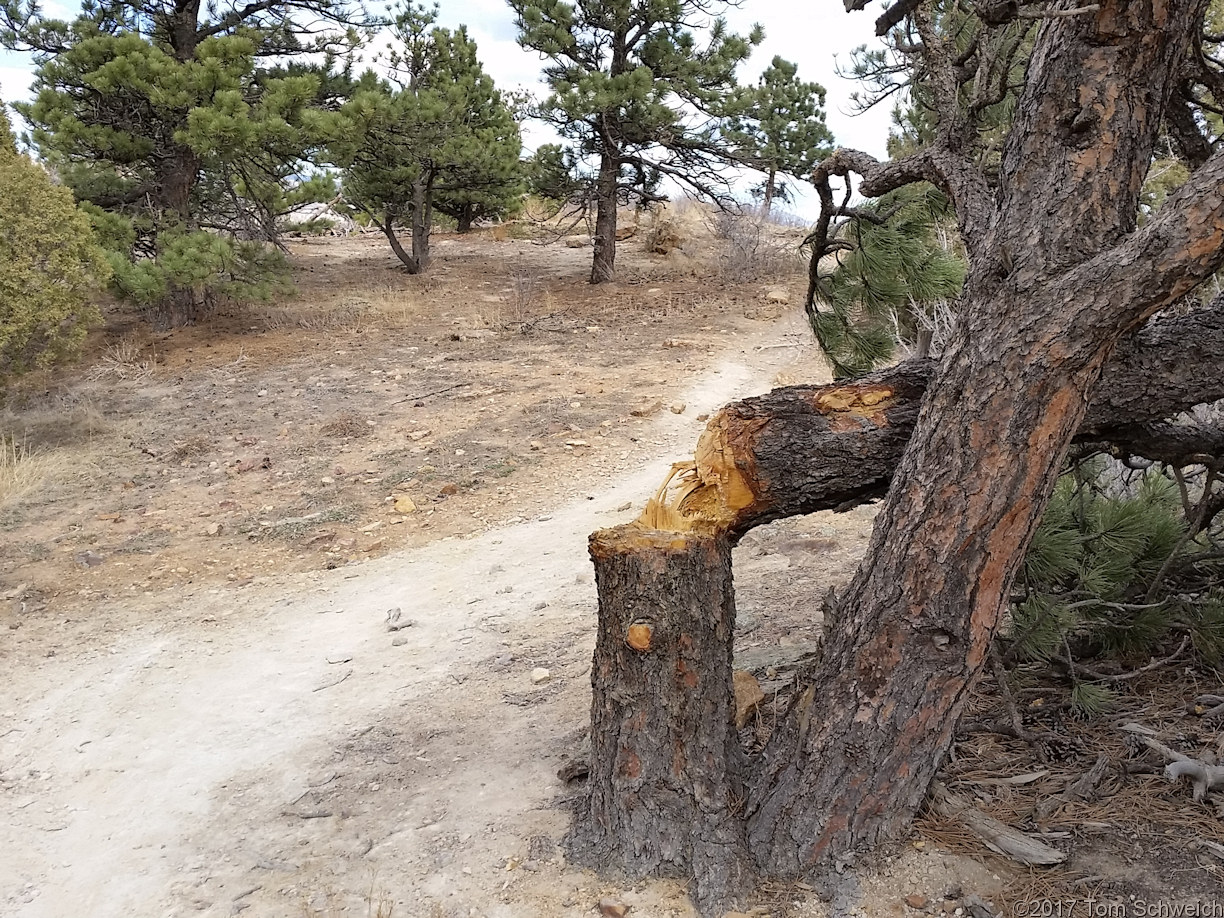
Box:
[333,2,521,270]
[1,0,375,324]
[0,103,107,381]
[725,55,834,215]
[510,0,762,282]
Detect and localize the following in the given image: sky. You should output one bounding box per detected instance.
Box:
[0,0,897,217]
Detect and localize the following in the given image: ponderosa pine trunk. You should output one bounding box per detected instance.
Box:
[573,529,751,914]
[761,168,776,217]
[591,151,619,284]
[746,0,1224,873]
[155,2,206,328]
[153,145,205,327]
[411,177,432,273]
[381,214,421,274]
[576,298,1223,907]
[456,204,474,234]
[578,0,1224,909]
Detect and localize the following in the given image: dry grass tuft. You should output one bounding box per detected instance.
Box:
[0,436,80,509]
[320,413,373,439]
[171,436,212,461]
[88,335,157,381]
[363,285,419,329]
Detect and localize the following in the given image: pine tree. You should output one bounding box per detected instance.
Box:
[333,3,521,270]
[1010,460,1224,712]
[726,56,833,216]
[509,0,762,283]
[0,104,107,381]
[2,0,373,325]
[807,183,965,378]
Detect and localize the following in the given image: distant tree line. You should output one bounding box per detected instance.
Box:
[0,0,836,351]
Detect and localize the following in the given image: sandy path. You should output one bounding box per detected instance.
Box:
[1,312,830,918]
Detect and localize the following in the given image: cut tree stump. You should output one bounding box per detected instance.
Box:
[571,525,751,913]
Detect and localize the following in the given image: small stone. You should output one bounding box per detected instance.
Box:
[599,898,629,918]
[532,601,548,611]
[616,501,633,512]
[942,901,959,914]
[764,287,790,304]
[320,476,334,485]
[74,550,104,568]
[570,401,582,409]
[391,635,410,646]
[629,401,662,417]
[205,522,222,537]
[565,439,590,447]
[697,412,710,421]
[529,440,544,450]
[386,609,415,632]
[393,494,418,514]
[362,539,385,553]
[669,403,686,414]
[906,894,929,910]
[407,429,431,441]
[530,667,551,685]
[438,483,459,496]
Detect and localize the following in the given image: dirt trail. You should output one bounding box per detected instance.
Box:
[2,311,843,918]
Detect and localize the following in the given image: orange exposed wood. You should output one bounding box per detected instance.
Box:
[626,622,654,652]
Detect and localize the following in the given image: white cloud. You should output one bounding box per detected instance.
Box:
[0,60,36,104]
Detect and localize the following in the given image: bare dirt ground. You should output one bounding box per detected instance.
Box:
[2,223,1221,918]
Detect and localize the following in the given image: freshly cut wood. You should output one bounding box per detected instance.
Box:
[637,301,1224,541]
[575,300,1222,907]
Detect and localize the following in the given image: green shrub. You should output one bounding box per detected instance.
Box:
[1006,458,1224,712]
[0,107,108,381]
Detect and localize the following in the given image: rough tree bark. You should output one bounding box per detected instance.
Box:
[575,0,1224,910]
[591,150,620,284]
[575,529,751,913]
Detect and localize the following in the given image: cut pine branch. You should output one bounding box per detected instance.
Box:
[634,300,1224,543]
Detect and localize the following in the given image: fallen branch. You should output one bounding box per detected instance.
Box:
[1191,694,1224,722]
[1165,759,1224,801]
[1034,753,1111,820]
[1118,722,1224,800]
[1068,637,1191,683]
[930,782,1067,865]
[390,382,470,406]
